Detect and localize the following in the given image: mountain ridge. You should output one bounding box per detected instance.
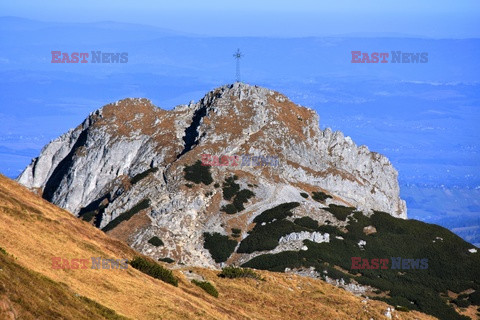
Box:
[18,83,406,267]
[18,83,406,266]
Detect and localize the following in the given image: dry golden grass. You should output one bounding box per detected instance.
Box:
[0,174,436,319]
[0,252,129,320]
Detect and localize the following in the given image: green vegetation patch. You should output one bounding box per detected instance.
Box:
[323,204,355,221]
[395,305,410,312]
[218,266,263,280]
[220,204,237,214]
[252,202,300,224]
[191,279,219,298]
[158,257,175,264]
[469,291,480,305]
[300,192,309,199]
[237,219,309,254]
[148,236,164,247]
[79,195,110,224]
[129,256,178,286]
[130,167,158,185]
[203,232,237,263]
[231,228,242,238]
[232,189,255,212]
[242,251,302,272]
[183,160,213,185]
[222,176,240,200]
[79,296,130,320]
[241,209,480,320]
[80,209,97,222]
[294,216,319,229]
[220,176,255,214]
[312,191,332,202]
[452,297,471,308]
[102,199,150,232]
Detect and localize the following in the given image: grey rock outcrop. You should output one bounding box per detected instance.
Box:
[279,231,330,244]
[17,83,407,267]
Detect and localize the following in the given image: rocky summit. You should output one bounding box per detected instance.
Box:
[18,83,406,267]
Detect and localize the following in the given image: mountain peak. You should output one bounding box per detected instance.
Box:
[18,84,406,268]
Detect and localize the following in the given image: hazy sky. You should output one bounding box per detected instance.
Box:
[1,0,479,37]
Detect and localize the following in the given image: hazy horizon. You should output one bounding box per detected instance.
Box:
[1,0,480,38]
[1,3,479,246]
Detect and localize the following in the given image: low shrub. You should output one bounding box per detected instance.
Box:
[0,246,7,255]
[324,204,355,221]
[469,291,480,305]
[79,296,129,320]
[237,219,308,253]
[241,208,480,320]
[253,202,300,224]
[222,176,240,200]
[453,298,471,308]
[220,176,255,213]
[320,265,351,283]
[294,217,318,229]
[242,251,302,272]
[203,232,237,263]
[81,209,97,222]
[102,199,150,232]
[184,160,213,185]
[129,256,178,286]
[220,204,237,214]
[218,266,263,280]
[232,189,255,212]
[396,305,410,312]
[158,257,175,263]
[312,191,332,202]
[79,196,108,224]
[316,224,343,237]
[130,167,158,185]
[300,192,309,198]
[148,236,164,247]
[458,293,469,300]
[192,279,219,298]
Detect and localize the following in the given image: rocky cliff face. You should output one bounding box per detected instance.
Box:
[18,83,406,267]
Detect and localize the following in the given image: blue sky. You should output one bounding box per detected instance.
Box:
[1,0,480,37]
[0,0,479,244]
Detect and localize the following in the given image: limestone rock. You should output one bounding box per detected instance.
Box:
[17,83,407,268]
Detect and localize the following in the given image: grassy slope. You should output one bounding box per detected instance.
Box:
[0,175,434,320]
[0,251,128,320]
